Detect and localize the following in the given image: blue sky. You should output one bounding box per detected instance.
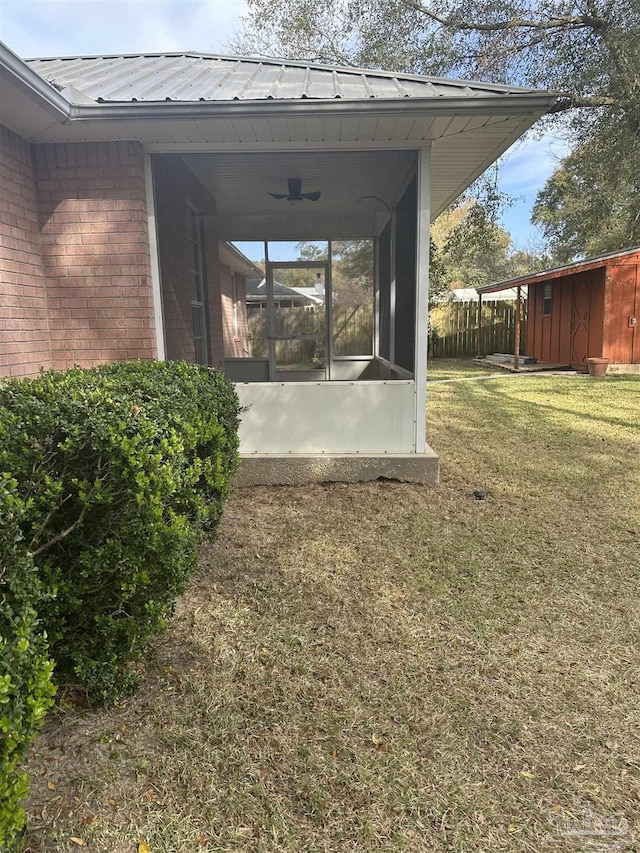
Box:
[0,0,564,250]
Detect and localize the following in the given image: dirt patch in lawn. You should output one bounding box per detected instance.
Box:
[22,376,640,852]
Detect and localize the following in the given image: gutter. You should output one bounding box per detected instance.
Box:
[0,41,71,118]
[71,93,558,122]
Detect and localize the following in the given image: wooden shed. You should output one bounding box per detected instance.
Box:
[478,247,640,370]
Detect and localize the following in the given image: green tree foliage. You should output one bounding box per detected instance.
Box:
[234,0,640,259]
[275,241,375,306]
[432,199,548,294]
[533,124,640,261]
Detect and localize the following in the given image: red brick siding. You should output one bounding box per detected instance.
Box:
[220,263,249,358]
[0,124,52,377]
[152,155,224,367]
[34,141,156,371]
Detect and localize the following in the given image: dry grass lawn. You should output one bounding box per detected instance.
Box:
[22,374,640,852]
[427,357,499,381]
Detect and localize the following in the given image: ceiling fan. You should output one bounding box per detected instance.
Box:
[268,178,321,203]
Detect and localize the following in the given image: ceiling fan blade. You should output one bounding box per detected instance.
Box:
[288,178,302,198]
[268,192,289,200]
[301,191,321,202]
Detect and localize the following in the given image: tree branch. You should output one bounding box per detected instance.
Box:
[30,506,87,558]
[549,95,621,112]
[404,2,605,33]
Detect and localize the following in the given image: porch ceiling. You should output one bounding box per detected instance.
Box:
[183,150,416,240]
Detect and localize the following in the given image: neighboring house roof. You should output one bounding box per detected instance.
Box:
[246,278,320,304]
[289,286,324,305]
[24,52,544,104]
[450,286,526,301]
[478,246,640,294]
[218,242,264,278]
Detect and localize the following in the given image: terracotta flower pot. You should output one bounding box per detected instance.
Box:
[586,357,610,377]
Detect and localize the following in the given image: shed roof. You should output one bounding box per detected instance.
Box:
[477,246,640,295]
[25,52,541,104]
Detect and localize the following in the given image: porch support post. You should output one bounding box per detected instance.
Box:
[389,210,397,366]
[414,144,431,453]
[373,235,380,359]
[514,285,521,370]
[143,152,166,360]
[477,291,483,358]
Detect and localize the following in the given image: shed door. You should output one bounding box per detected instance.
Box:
[570,279,590,366]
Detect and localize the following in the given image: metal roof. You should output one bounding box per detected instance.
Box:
[246,278,320,303]
[477,246,640,294]
[25,52,542,104]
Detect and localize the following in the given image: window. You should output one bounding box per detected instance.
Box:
[542,283,552,316]
[186,201,208,364]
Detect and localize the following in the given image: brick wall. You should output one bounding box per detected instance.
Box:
[153,154,224,367]
[220,263,249,358]
[0,123,52,377]
[34,141,156,371]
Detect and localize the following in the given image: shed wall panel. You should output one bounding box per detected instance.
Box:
[549,279,563,362]
[533,285,543,360]
[558,278,573,364]
[525,282,537,357]
[586,269,605,363]
[603,263,638,363]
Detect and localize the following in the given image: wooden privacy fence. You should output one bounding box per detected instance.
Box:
[429,300,527,358]
[247,305,373,364]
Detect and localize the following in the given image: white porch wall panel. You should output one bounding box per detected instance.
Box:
[236,381,416,454]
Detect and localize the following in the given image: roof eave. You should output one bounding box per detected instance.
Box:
[0,41,70,118]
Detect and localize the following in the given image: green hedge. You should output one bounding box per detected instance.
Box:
[0,360,240,702]
[0,475,56,851]
[0,360,240,845]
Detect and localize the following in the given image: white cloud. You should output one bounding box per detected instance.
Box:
[0,0,247,58]
[501,132,571,195]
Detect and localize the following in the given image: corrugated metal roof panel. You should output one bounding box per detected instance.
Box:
[25,52,541,104]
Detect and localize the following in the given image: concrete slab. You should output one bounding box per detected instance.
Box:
[608,364,640,374]
[234,450,440,487]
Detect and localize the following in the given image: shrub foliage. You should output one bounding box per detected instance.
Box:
[0,360,240,844]
[0,475,56,851]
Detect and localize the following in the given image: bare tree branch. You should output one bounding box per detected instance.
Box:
[30,506,87,558]
[550,95,621,111]
[404,1,605,33]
